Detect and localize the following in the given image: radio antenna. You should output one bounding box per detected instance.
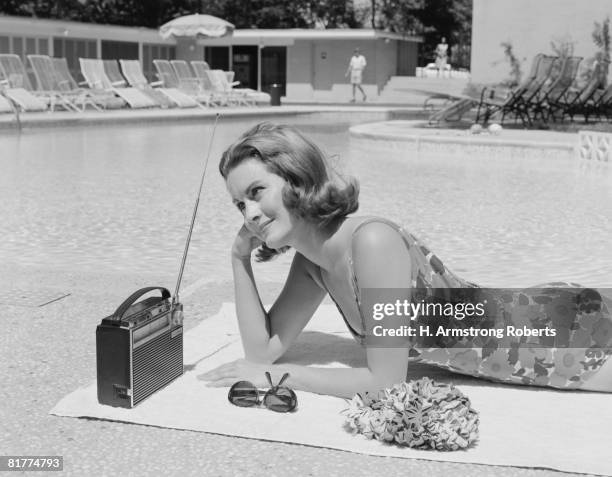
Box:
[173,113,220,304]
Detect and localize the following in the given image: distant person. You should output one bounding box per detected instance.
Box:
[435,37,449,78]
[345,48,367,102]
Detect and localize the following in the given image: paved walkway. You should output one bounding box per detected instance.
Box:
[2,264,572,477]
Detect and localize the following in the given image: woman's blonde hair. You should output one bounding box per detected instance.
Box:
[219,122,359,261]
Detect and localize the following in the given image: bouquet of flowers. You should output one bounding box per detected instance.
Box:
[342,377,479,451]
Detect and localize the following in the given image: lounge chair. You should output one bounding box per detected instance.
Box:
[191,61,252,106]
[102,59,130,87]
[475,53,543,125]
[170,60,220,106]
[476,54,557,126]
[190,60,210,76]
[0,57,47,112]
[105,59,175,109]
[552,59,608,122]
[51,57,125,110]
[195,69,239,106]
[210,69,271,105]
[153,59,215,106]
[0,53,62,111]
[119,59,199,109]
[28,54,103,112]
[526,55,583,123]
[79,58,157,109]
[428,97,478,125]
[586,82,612,122]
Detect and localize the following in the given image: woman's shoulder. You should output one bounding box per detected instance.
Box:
[340,216,408,253]
[344,216,402,235]
[343,217,413,287]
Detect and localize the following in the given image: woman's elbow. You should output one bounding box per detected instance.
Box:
[243,343,283,364]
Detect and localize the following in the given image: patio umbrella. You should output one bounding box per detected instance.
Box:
[159,13,235,40]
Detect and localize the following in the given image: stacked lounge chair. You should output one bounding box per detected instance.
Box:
[476,54,557,126]
[153,59,215,106]
[526,55,583,123]
[28,54,103,112]
[170,60,220,106]
[51,57,125,110]
[190,60,210,77]
[79,58,157,109]
[209,69,271,105]
[203,69,251,106]
[119,59,199,109]
[553,59,608,122]
[1,53,81,112]
[588,81,612,121]
[104,59,172,109]
[0,54,47,112]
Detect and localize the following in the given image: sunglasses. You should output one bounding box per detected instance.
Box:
[227,372,297,413]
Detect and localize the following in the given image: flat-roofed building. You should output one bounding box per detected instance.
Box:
[0,15,421,101]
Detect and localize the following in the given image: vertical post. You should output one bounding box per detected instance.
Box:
[257,43,262,91]
[371,0,376,28]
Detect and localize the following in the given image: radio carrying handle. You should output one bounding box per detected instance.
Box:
[113,286,171,320]
[172,114,220,307]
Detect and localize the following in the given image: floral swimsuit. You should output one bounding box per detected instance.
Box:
[323,217,612,390]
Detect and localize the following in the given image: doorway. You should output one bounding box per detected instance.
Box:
[261,46,286,95]
[232,45,258,89]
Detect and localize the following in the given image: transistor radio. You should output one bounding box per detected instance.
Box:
[96,114,220,408]
[96,287,184,408]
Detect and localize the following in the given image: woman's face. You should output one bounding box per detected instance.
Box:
[225,158,297,249]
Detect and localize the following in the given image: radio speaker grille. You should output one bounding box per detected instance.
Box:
[133,327,183,405]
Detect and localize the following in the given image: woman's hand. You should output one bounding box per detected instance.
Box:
[197,359,278,388]
[231,224,263,260]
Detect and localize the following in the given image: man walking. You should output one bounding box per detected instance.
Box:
[345,48,367,102]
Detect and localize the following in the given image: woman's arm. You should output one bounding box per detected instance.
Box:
[232,250,327,364]
[284,222,413,397]
[206,222,414,398]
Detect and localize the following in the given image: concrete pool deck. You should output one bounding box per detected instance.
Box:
[2,264,579,477]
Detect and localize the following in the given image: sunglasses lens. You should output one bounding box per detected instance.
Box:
[228,381,259,407]
[263,386,297,413]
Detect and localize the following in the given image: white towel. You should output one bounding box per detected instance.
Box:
[51,303,612,476]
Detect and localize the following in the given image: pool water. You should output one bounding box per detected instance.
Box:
[1,119,611,289]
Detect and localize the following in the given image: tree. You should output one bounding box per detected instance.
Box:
[592,16,611,84]
[373,0,472,69]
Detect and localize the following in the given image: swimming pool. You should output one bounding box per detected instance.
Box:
[1,119,611,290]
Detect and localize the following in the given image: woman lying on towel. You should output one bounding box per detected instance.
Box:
[200,122,612,398]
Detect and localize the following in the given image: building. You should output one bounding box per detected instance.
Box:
[0,15,421,101]
[471,0,612,84]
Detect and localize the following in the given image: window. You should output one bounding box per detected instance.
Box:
[0,36,9,54]
[205,46,229,70]
[101,40,138,60]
